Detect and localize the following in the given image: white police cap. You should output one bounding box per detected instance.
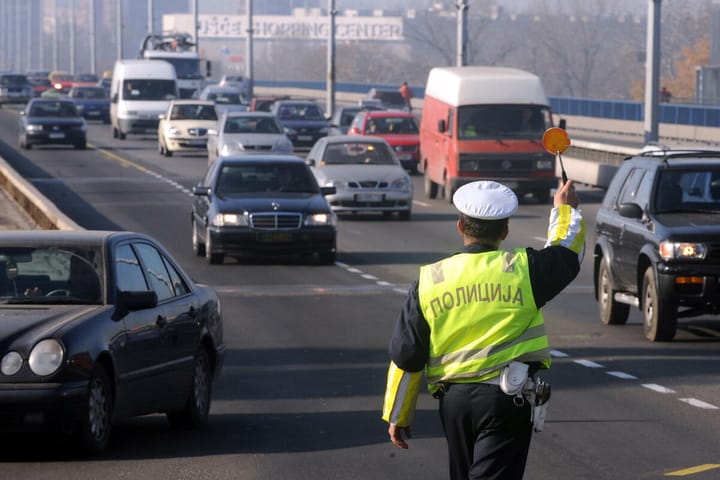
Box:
[452,181,518,220]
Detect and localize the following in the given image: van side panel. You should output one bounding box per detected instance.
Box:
[419,95,451,188]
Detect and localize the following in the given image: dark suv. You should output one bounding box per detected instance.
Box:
[594,148,720,341]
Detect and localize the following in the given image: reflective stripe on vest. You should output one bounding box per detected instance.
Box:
[418,249,551,386]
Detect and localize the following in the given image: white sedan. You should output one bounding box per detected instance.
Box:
[306,135,413,220]
[157,100,218,157]
[206,111,294,164]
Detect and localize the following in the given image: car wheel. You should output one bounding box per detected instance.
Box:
[167,348,212,429]
[424,168,438,199]
[534,189,551,204]
[158,140,165,156]
[641,267,678,341]
[112,126,118,138]
[192,219,206,257]
[76,364,113,453]
[317,250,336,265]
[398,209,411,221]
[597,260,629,325]
[205,226,224,264]
[118,130,126,140]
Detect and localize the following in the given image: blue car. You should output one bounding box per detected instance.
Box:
[270,100,329,149]
[67,86,111,123]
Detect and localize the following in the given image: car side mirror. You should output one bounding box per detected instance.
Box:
[559,118,567,130]
[320,186,336,196]
[618,202,643,219]
[112,290,158,321]
[111,93,118,103]
[192,185,211,196]
[437,119,446,133]
[306,158,315,166]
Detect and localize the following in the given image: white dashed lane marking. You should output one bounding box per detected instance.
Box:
[552,350,719,411]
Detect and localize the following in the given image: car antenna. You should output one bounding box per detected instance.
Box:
[542,127,571,184]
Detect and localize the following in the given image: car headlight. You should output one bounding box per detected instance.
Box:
[273,138,293,153]
[305,212,336,226]
[73,123,87,132]
[391,177,411,190]
[28,339,64,376]
[220,142,245,156]
[659,241,706,261]
[285,127,297,136]
[1,351,23,376]
[536,159,554,170]
[75,104,85,111]
[26,124,43,132]
[212,212,248,227]
[166,126,182,137]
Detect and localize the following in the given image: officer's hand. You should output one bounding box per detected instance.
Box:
[554,179,579,209]
[388,424,411,449]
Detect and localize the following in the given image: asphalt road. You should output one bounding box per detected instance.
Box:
[0,105,719,480]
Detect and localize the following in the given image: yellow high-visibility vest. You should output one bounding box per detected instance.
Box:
[418,249,551,390]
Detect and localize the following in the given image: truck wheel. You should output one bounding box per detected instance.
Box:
[443,176,454,203]
[424,169,438,199]
[641,267,677,341]
[597,261,629,325]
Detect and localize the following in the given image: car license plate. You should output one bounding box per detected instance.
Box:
[355,193,383,202]
[188,139,206,146]
[257,232,295,243]
[87,111,101,116]
[297,135,313,141]
[48,133,65,139]
[397,154,412,160]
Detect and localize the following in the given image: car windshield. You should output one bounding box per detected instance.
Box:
[122,79,177,101]
[215,164,318,194]
[171,104,217,120]
[71,87,108,99]
[0,246,103,304]
[1,75,28,86]
[223,116,282,134]
[374,91,404,106]
[75,74,98,82]
[29,78,52,86]
[276,103,324,120]
[653,168,720,213]
[322,142,397,165]
[28,101,79,117]
[207,92,243,105]
[457,105,551,140]
[365,116,418,135]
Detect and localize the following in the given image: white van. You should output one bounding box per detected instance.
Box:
[110,59,179,140]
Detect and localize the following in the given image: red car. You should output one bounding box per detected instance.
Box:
[49,72,75,93]
[347,110,420,173]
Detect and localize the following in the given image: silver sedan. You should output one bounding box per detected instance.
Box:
[206,111,294,164]
[306,135,413,220]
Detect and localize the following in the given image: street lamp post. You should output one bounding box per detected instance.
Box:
[644,0,662,144]
[327,0,336,118]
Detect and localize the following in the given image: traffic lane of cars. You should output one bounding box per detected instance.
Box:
[4,107,720,474]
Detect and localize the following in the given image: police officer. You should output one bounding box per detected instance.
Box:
[382,179,585,480]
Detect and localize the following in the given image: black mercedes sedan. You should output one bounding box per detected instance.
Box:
[191,155,337,264]
[18,98,88,149]
[0,230,225,453]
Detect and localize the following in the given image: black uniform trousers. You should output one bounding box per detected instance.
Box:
[439,382,533,480]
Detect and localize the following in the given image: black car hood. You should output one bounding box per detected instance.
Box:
[655,212,720,235]
[0,304,105,348]
[216,192,330,213]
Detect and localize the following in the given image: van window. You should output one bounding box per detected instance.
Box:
[122,79,177,101]
[457,105,550,140]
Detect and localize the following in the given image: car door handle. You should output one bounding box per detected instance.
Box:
[156,315,167,328]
